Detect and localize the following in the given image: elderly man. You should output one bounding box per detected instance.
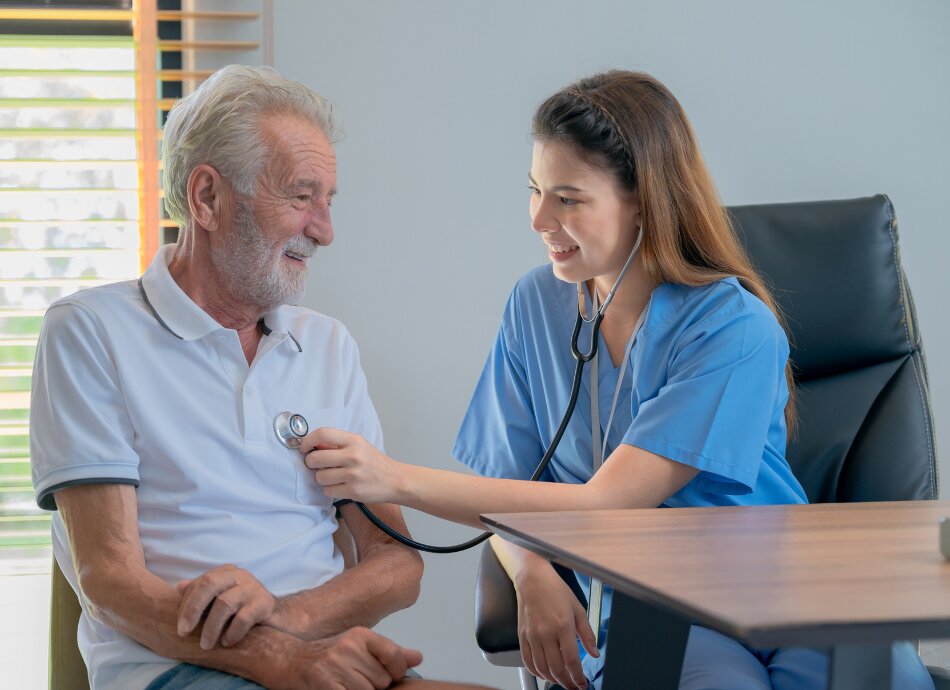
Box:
[30,66,487,690]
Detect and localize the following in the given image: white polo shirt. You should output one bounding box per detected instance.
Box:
[30,244,384,690]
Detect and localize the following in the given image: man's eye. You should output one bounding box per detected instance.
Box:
[296,195,311,202]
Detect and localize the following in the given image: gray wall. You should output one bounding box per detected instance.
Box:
[272,1,950,686]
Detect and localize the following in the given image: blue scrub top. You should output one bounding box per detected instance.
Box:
[452,264,807,682]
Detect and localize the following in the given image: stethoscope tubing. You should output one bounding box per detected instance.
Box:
[335,315,592,553]
[327,229,641,554]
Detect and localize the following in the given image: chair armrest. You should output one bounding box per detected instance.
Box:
[929,665,950,690]
[474,542,521,654]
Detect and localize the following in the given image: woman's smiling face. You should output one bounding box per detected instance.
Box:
[528,140,641,285]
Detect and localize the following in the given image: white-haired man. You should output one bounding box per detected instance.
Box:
[30,66,488,690]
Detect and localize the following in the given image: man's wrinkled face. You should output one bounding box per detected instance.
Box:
[210,114,337,313]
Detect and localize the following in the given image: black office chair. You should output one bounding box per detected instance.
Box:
[473,195,943,689]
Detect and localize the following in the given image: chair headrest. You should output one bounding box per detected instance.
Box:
[729,195,918,381]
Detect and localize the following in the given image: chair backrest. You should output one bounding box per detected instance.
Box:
[50,557,89,690]
[729,195,937,502]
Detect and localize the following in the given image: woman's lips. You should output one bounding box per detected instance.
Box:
[547,244,579,262]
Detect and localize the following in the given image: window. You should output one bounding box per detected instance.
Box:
[0,3,265,686]
[0,0,267,574]
[0,7,141,577]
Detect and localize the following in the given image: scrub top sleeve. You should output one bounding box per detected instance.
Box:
[622,309,787,495]
[30,303,141,511]
[452,319,545,480]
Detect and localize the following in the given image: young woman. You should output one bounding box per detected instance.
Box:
[302,71,934,690]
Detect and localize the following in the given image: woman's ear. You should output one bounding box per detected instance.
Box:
[186,164,226,233]
[630,185,643,230]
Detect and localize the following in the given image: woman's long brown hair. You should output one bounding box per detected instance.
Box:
[533,70,797,432]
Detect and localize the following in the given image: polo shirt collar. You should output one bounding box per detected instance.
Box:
[258,306,303,352]
[139,245,302,351]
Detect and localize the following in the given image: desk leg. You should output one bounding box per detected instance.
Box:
[829,643,892,690]
[601,592,691,690]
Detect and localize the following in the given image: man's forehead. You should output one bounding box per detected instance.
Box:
[260,115,337,183]
[262,114,333,152]
[287,178,337,196]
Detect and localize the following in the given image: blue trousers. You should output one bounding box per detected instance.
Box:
[146,663,423,689]
[586,625,935,690]
[146,664,264,689]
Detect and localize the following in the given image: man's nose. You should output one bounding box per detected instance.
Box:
[306,206,334,246]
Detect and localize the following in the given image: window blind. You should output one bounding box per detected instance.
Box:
[0,1,265,575]
[0,28,140,574]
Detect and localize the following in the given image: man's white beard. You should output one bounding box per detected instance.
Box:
[209,198,316,313]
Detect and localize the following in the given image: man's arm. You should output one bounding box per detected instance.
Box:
[271,502,424,640]
[176,502,423,645]
[57,483,421,689]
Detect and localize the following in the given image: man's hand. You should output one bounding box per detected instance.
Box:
[278,627,422,690]
[176,564,284,650]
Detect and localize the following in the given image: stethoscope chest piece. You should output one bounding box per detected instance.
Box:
[274,411,309,448]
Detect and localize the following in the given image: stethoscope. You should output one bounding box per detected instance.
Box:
[274,230,643,554]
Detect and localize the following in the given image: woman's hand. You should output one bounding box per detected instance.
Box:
[513,558,599,690]
[303,428,406,504]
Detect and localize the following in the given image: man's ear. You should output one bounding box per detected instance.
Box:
[186,164,228,232]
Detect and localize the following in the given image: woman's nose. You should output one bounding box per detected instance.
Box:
[530,197,557,234]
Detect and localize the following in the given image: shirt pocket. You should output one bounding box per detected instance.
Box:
[290,407,348,506]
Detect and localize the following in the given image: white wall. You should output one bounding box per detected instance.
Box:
[272,2,950,686]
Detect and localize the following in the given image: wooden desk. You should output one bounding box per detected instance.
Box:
[483,500,950,690]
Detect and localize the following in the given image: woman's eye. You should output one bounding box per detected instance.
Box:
[560,196,578,207]
[527,185,540,195]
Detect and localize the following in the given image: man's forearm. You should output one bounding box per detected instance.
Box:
[275,540,422,639]
[81,560,302,688]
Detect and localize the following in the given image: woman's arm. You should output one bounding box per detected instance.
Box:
[490,536,596,690]
[303,428,699,529]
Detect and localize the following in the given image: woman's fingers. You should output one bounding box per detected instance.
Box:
[558,626,588,690]
[519,628,540,680]
[573,598,600,658]
[304,447,349,470]
[313,467,348,487]
[539,628,577,690]
[535,629,557,683]
[300,427,353,455]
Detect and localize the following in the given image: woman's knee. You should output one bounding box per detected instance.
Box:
[769,641,934,690]
[678,626,770,690]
